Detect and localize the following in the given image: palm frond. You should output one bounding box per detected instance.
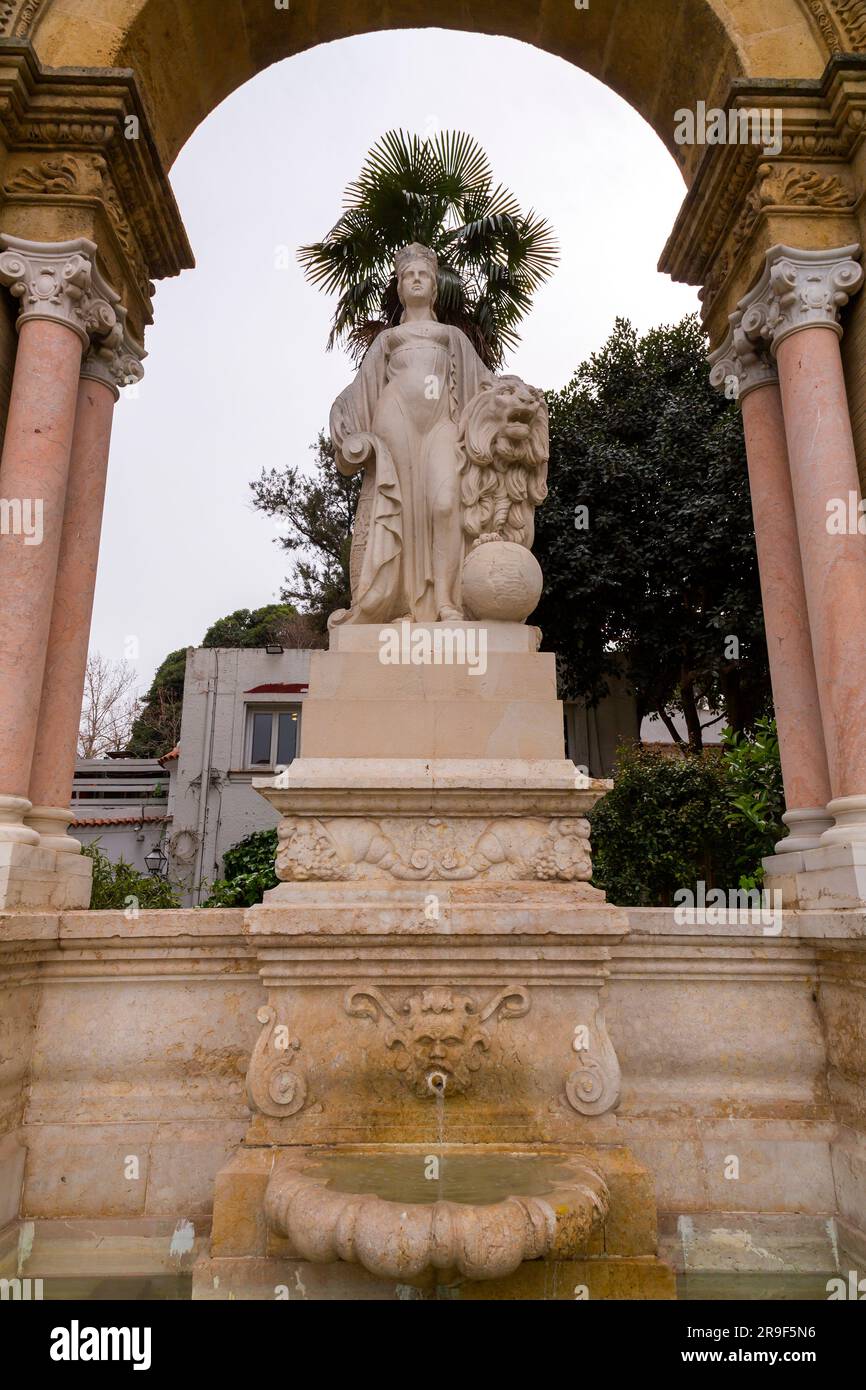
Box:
[298,128,559,367]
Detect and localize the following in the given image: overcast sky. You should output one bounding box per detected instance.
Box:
[91,28,700,692]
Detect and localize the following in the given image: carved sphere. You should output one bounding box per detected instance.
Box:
[462,540,543,623]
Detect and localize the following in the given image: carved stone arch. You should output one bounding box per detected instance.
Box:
[801,0,866,54]
[29,0,827,177]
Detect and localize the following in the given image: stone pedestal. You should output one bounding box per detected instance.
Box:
[298,621,566,760]
[0,838,91,910]
[246,621,627,1140]
[193,618,678,1296]
[765,842,866,909]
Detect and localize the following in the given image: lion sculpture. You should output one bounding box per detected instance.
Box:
[457,375,550,552]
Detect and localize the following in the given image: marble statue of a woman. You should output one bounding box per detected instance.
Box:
[328,243,548,627]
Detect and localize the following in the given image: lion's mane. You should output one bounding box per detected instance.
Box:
[458,376,549,548]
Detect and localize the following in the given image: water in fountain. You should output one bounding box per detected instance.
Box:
[319,1152,574,1204]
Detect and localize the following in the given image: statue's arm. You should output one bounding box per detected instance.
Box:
[330,398,373,477]
[330,332,387,477]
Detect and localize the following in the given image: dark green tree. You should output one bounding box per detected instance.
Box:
[202,603,299,649]
[298,129,558,369]
[125,648,187,757]
[125,603,300,757]
[250,432,360,631]
[533,315,770,750]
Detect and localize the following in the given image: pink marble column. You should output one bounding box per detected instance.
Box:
[0,313,82,830]
[741,382,833,848]
[24,313,144,851]
[777,326,866,835]
[739,245,866,845]
[709,321,833,851]
[0,248,87,843]
[0,237,118,846]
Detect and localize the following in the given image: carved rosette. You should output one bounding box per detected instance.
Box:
[0,234,118,348]
[275,814,597,885]
[345,984,530,1098]
[564,1007,621,1117]
[738,244,864,352]
[246,1004,309,1118]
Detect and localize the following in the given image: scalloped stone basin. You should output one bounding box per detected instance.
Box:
[264,1147,609,1282]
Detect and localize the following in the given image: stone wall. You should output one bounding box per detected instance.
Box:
[1,904,863,1278]
[0,915,47,1269]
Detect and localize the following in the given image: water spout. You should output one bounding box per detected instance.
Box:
[427,1070,447,1096]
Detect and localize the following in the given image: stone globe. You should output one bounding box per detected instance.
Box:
[462,540,544,622]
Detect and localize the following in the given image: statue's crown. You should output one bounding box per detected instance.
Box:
[395,243,438,277]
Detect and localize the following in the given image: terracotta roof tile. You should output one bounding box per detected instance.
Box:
[244,684,309,694]
[74,814,172,828]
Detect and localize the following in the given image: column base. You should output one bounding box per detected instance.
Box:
[820,795,866,846]
[0,794,39,846]
[774,806,834,854]
[0,840,91,910]
[764,842,866,909]
[24,805,83,854]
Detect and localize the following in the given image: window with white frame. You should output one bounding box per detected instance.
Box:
[245,705,301,769]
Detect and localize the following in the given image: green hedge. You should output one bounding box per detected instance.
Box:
[590,721,784,907]
[203,828,279,907]
[83,841,180,910]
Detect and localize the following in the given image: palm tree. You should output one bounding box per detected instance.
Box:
[298,130,559,370]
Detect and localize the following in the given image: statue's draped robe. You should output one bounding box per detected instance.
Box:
[330,323,491,624]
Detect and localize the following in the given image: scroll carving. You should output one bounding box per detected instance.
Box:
[565,1007,621,1117]
[246,1004,309,1118]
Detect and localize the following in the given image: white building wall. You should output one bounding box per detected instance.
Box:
[73,818,170,876]
[166,647,311,903]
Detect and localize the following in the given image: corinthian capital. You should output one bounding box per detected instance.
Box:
[709,312,778,404]
[0,234,119,348]
[737,244,864,355]
[81,303,146,398]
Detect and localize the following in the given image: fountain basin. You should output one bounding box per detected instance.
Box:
[264,1146,609,1282]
